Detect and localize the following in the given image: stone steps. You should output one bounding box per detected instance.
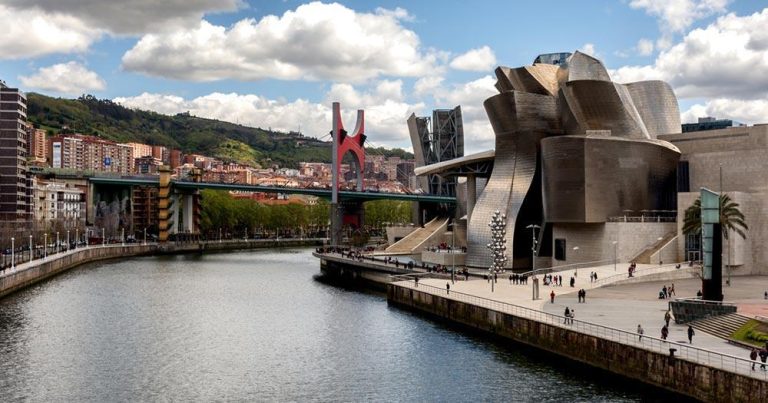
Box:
[690,313,751,340]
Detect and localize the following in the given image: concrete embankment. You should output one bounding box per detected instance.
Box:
[387,283,767,403]
[1,239,323,299]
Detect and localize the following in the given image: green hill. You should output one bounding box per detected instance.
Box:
[26,93,412,168]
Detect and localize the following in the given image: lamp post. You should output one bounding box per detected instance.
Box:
[219,227,222,243]
[75,228,79,249]
[44,233,47,258]
[143,227,147,246]
[612,241,618,271]
[526,224,540,274]
[56,232,60,254]
[11,237,15,270]
[102,228,105,246]
[29,235,32,262]
[121,228,125,246]
[67,230,70,251]
[487,210,507,293]
[572,246,579,277]
[448,222,457,284]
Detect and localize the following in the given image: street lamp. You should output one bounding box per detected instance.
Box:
[121,228,125,246]
[29,235,32,261]
[487,210,507,293]
[143,227,147,246]
[102,228,105,246]
[612,241,618,271]
[44,233,47,258]
[572,246,579,277]
[75,228,79,249]
[11,237,15,270]
[67,230,70,251]
[56,232,60,254]
[448,222,457,284]
[526,224,540,274]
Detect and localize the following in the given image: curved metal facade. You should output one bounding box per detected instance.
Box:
[463,50,682,269]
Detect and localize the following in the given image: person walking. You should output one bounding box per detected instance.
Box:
[760,348,768,371]
[664,310,672,327]
[661,324,669,341]
[637,324,644,341]
[687,325,695,344]
[564,307,570,324]
[446,282,450,295]
[570,308,575,324]
[414,276,419,287]
[580,289,586,303]
[550,290,555,303]
[750,348,758,370]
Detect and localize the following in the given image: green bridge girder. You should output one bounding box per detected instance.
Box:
[88,177,456,204]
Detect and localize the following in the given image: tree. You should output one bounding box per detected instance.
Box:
[682,193,748,240]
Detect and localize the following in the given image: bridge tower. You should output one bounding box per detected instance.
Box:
[157,166,173,242]
[330,102,366,246]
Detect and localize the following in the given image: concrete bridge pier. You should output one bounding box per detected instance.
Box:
[330,200,365,246]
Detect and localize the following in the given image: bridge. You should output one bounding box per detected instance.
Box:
[88,177,456,204]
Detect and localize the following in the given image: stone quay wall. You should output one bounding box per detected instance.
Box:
[0,239,324,299]
[388,283,767,403]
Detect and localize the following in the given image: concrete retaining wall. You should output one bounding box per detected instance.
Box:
[670,300,738,324]
[388,284,767,402]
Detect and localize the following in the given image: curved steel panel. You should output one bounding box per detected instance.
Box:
[626,81,682,137]
[541,135,680,223]
[561,80,650,139]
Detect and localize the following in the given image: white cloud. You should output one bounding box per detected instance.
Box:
[449,46,496,72]
[115,80,426,148]
[579,43,597,56]
[432,75,498,153]
[0,5,100,59]
[4,0,243,35]
[122,2,439,82]
[413,76,445,97]
[681,99,768,124]
[637,38,655,55]
[629,0,730,50]
[19,62,106,95]
[610,9,768,100]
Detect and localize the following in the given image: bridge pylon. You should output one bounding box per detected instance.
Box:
[330,102,366,246]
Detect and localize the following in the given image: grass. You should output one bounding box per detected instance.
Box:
[731,319,768,347]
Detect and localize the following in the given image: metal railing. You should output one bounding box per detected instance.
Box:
[520,259,614,278]
[390,279,768,381]
[591,263,694,288]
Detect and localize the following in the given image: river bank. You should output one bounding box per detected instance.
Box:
[0,238,323,299]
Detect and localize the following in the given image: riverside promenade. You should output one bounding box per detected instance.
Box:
[315,251,767,401]
[1,238,323,298]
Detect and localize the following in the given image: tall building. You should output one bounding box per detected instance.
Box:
[125,142,153,158]
[0,81,30,219]
[49,134,134,174]
[26,125,47,163]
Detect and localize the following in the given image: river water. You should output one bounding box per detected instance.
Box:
[0,248,678,401]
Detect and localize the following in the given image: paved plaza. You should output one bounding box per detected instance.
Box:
[399,260,768,373]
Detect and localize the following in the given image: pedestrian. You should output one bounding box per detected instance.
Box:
[414,276,419,287]
[570,277,575,287]
[564,307,570,324]
[593,272,597,281]
[558,275,562,286]
[664,310,672,327]
[750,348,758,370]
[661,324,669,340]
[570,308,574,323]
[581,289,586,303]
[446,282,450,295]
[662,285,667,299]
[688,325,695,344]
[637,324,644,341]
[760,349,768,371]
[509,274,513,284]
[670,283,675,296]
[550,290,555,303]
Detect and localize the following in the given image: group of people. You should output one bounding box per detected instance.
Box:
[576,288,587,303]
[658,283,676,299]
[750,345,768,370]
[508,273,528,285]
[542,274,562,286]
[589,271,599,283]
[563,306,575,324]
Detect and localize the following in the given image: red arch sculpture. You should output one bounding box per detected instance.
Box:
[332,102,366,194]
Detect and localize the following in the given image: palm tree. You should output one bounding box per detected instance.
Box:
[682,193,748,240]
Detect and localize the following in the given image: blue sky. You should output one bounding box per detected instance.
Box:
[2,0,767,153]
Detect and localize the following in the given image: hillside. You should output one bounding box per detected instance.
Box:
[26,93,412,168]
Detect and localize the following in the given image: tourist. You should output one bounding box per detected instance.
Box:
[664,310,672,327]
[564,307,570,324]
[414,277,419,288]
[570,308,574,323]
[670,283,676,297]
[662,285,668,299]
[687,325,695,344]
[637,324,644,341]
[764,291,767,300]
[760,349,768,371]
[593,272,598,281]
[558,275,562,286]
[550,290,555,303]
[661,325,669,341]
[446,282,450,295]
[570,277,575,287]
[751,348,758,370]
[509,274,513,284]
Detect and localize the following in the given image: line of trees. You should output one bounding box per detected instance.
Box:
[199,190,412,239]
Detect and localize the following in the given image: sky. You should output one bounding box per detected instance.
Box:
[2,0,768,154]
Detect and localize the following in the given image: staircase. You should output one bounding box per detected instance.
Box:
[631,232,676,264]
[690,313,751,340]
[384,217,448,255]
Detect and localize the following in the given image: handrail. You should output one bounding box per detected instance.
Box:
[390,279,767,381]
[673,297,738,307]
[591,263,692,288]
[519,259,613,278]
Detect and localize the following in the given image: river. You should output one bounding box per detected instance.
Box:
[0,248,679,401]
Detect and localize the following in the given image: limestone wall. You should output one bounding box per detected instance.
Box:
[388,284,767,402]
[552,222,677,265]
